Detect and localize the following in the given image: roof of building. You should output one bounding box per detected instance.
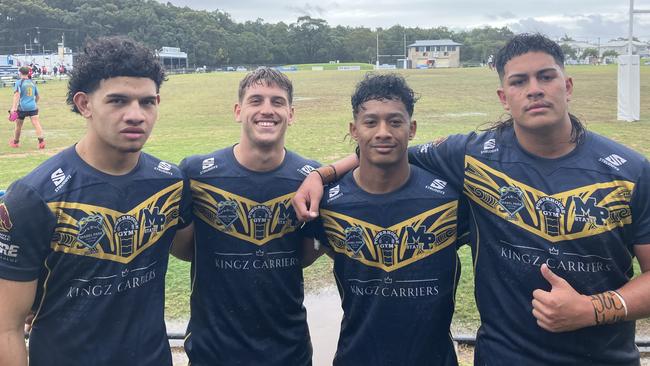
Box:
[408,39,462,47]
[158,47,187,58]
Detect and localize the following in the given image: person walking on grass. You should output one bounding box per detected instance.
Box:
[10,66,45,149]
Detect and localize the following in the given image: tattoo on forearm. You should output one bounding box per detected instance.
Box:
[590,290,626,325]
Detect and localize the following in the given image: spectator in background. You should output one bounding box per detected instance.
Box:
[9,66,45,149]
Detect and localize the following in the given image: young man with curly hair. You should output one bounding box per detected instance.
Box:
[0,36,192,366]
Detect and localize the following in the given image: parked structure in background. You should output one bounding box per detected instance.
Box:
[407,39,462,68]
[157,47,188,71]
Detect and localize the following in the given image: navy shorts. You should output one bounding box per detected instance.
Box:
[18,109,38,119]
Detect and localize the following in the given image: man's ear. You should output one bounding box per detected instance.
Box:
[234,103,242,123]
[73,92,92,118]
[349,121,358,141]
[288,106,295,126]
[409,120,417,140]
[497,88,509,111]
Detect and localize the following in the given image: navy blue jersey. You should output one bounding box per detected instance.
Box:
[317,165,461,366]
[409,127,650,366]
[0,146,191,366]
[181,147,319,366]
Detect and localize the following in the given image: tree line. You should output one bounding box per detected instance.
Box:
[0,0,515,67]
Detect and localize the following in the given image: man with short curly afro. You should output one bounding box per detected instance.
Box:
[0,36,192,366]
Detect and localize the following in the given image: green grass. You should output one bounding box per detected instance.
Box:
[285,62,375,71]
[3,65,650,332]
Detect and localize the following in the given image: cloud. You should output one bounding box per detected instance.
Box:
[285,3,333,18]
[485,11,517,21]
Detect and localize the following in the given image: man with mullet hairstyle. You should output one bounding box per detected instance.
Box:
[0,36,192,366]
[293,34,650,365]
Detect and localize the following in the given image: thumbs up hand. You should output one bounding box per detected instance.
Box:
[531,264,595,332]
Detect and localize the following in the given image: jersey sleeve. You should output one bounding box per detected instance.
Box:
[455,197,471,248]
[13,81,20,94]
[0,181,56,281]
[312,218,330,249]
[632,160,650,245]
[177,158,193,229]
[408,134,469,191]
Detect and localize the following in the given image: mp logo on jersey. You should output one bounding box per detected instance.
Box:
[0,203,12,233]
[77,214,105,249]
[498,186,525,218]
[572,196,609,226]
[599,154,627,171]
[143,207,166,233]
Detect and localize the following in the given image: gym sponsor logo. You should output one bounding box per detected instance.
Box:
[214,249,299,271]
[327,184,343,203]
[297,164,316,177]
[200,157,218,175]
[66,261,158,298]
[425,179,447,194]
[115,215,140,257]
[51,168,71,192]
[498,186,525,219]
[598,154,627,171]
[535,197,566,218]
[499,240,613,273]
[348,276,440,299]
[481,138,499,154]
[535,197,566,237]
[154,161,174,175]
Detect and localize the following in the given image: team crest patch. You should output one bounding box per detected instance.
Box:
[344,226,365,256]
[217,200,239,229]
[77,214,105,249]
[0,203,12,233]
[498,186,525,218]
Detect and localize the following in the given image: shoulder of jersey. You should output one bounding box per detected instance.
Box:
[462,129,511,157]
[17,147,79,199]
[410,164,459,198]
[587,131,648,177]
[181,148,230,178]
[284,150,321,179]
[140,152,183,179]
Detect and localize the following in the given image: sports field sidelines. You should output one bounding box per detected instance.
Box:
[2,65,650,336]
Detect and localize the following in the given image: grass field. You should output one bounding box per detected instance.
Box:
[2,65,650,334]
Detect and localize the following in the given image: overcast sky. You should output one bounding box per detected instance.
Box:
[163,0,650,42]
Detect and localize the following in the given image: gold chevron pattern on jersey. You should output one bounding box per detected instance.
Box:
[191,180,300,246]
[464,156,634,242]
[47,181,183,263]
[321,202,458,272]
